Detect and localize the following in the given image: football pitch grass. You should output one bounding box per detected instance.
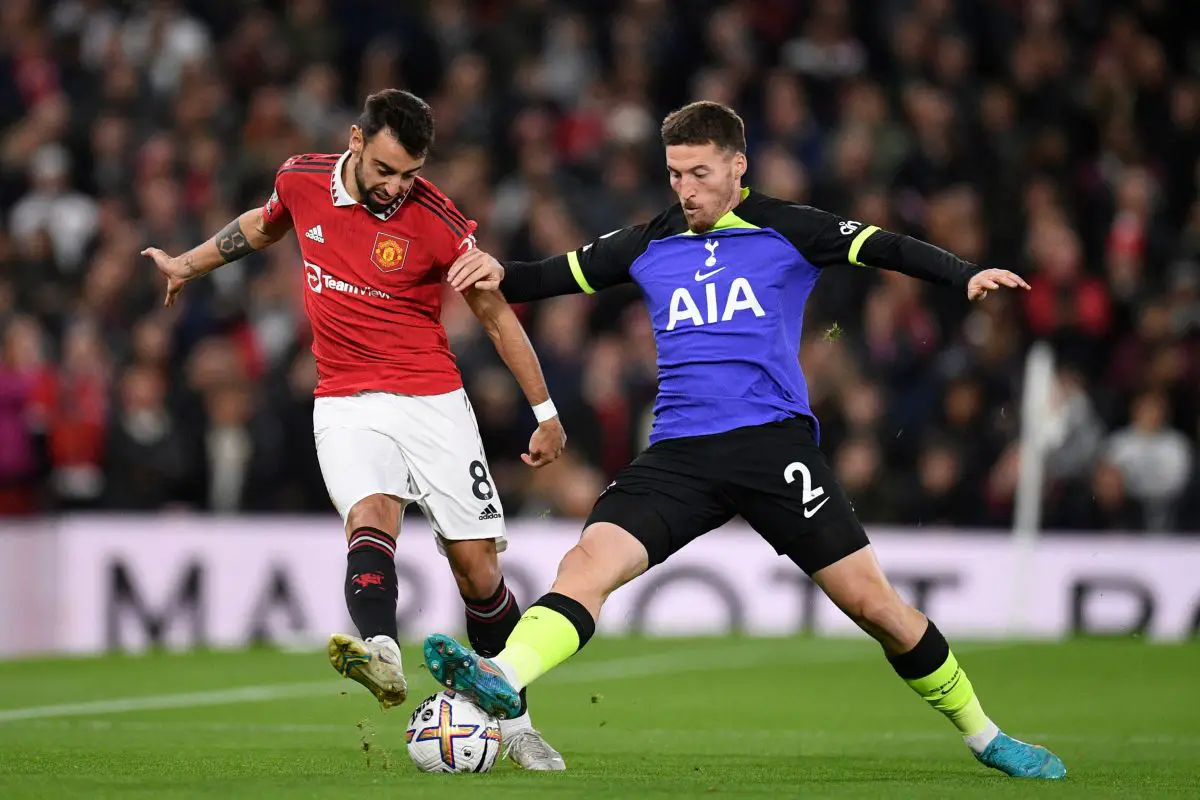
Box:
[0,637,1196,798]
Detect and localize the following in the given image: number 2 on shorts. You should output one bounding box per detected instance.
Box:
[784,460,829,518]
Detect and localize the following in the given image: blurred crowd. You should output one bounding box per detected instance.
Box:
[1,0,1197,532]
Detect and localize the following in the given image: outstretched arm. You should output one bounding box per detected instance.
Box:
[757,202,1030,302]
[463,287,566,468]
[447,221,654,302]
[847,225,1029,301]
[142,207,293,307]
[448,250,583,302]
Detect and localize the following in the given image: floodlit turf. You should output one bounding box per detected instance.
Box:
[0,637,1196,798]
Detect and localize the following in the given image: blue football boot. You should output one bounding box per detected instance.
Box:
[976,732,1067,779]
[423,633,522,720]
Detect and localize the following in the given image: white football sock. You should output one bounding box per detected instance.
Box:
[365,635,401,660]
[964,719,1000,754]
[498,711,534,739]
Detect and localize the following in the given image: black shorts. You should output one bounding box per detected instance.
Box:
[586,416,869,575]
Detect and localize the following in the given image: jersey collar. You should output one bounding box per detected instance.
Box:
[329,150,406,221]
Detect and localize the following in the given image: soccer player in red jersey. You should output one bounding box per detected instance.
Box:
[142,90,567,770]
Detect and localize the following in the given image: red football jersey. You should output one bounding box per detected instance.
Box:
[263,152,477,397]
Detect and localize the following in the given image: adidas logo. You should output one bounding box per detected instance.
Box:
[305,224,325,244]
[478,503,501,521]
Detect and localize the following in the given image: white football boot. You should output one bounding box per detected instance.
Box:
[502,727,567,771]
[327,633,408,710]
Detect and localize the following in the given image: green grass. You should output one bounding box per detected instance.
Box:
[0,637,1197,798]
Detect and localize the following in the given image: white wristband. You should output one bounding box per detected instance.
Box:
[532,398,558,423]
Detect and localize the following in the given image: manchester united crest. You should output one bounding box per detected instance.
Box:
[372,232,410,273]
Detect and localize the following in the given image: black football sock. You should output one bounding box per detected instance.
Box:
[463,578,528,716]
[344,526,398,642]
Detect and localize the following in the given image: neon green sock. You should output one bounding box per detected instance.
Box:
[905,650,992,738]
[492,607,581,690]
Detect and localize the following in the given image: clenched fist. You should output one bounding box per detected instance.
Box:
[523,417,566,468]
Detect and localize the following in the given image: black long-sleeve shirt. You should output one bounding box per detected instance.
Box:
[499,189,981,303]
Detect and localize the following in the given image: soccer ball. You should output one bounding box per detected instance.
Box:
[405,690,501,773]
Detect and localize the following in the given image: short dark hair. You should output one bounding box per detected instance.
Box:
[660,101,746,153]
[357,89,435,157]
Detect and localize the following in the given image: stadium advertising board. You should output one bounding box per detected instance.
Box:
[1,516,1197,656]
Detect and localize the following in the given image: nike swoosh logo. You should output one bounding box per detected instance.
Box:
[694,266,726,281]
[803,497,830,519]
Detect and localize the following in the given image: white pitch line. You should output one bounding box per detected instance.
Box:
[0,681,338,723]
[0,644,783,724]
[0,646,773,725]
[24,719,351,734]
[0,641,1010,724]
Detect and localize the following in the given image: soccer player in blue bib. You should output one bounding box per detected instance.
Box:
[425,101,1065,779]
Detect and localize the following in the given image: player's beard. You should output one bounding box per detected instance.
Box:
[354,158,396,214]
[685,182,739,233]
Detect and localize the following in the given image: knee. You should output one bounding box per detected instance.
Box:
[840,582,908,629]
[445,540,502,600]
[553,523,647,596]
[346,494,400,538]
[556,541,601,582]
[549,544,613,613]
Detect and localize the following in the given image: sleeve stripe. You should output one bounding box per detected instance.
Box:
[410,196,467,238]
[278,166,336,175]
[281,154,339,170]
[848,225,880,266]
[566,251,595,294]
[412,182,470,229]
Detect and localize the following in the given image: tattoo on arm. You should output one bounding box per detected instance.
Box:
[215,219,254,263]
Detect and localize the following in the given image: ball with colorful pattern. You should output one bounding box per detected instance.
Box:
[405,690,502,773]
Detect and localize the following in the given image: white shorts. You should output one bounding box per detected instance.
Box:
[313,389,505,554]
